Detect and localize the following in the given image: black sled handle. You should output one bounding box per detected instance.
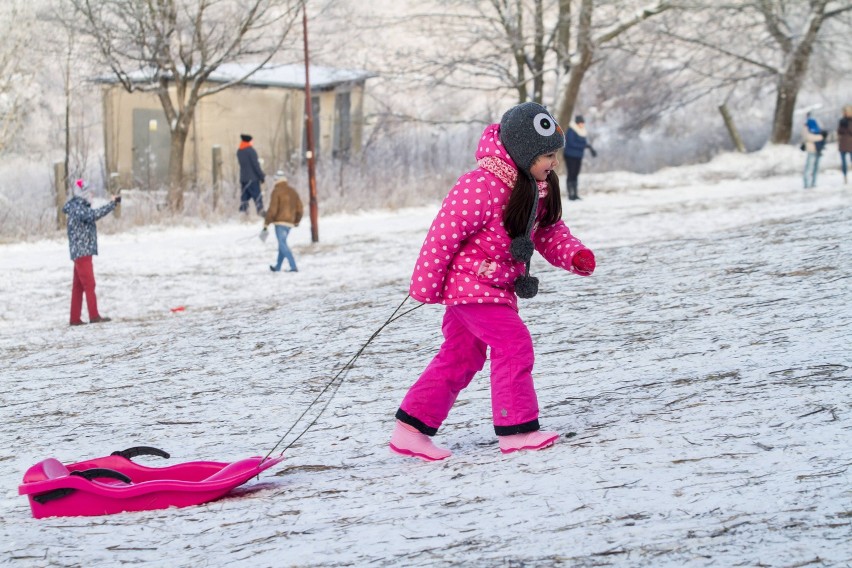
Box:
[111,446,171,460]
[32,468,132,504]
[70,468,132,484]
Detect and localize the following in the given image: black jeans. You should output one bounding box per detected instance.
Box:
[564,156,583,183]
[239,180,264,213]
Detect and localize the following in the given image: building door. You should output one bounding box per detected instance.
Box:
[132,108,171,189]
[333,92,351,160]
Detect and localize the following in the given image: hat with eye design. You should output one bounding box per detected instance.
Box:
[499,102,564,176]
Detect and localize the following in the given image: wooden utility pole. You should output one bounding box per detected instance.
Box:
[211,145,223,211]
[54,161,67,230]
[303,2,319,243]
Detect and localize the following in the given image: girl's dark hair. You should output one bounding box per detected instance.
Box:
[503,171,563,238]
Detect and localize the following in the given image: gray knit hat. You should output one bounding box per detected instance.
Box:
[72,179,92,199]
[499,102,564,299]
[499,102,564,176]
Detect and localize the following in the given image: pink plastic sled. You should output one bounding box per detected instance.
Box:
[18,446,283,518]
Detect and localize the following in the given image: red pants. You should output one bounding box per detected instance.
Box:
[70,256,100,324]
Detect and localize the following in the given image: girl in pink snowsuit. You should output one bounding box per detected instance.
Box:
[390,102,596,461]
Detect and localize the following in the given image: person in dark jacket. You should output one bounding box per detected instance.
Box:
[237,133,266,215]
[62,179,120,326]
[562,115,596,200]
[838,105,852,184]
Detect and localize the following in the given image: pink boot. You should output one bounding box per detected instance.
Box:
[389,421,452,461]
[498,430,559,454]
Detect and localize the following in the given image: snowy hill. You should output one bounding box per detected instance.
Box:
[1,147,850,567]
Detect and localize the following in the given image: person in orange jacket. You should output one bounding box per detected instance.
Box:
[237,134,266,215]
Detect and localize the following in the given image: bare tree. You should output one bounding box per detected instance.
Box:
[397,1,556,105]
[400,0,669,129]
[661,0,852,144]
[38,5,85,189]
[69,0,301,211]
[555,0,672,128]
[757,0,851,142]
[0,3,34,154]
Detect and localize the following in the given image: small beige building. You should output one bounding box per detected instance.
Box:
[100,63,374,189]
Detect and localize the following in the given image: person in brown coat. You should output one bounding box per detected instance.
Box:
[837,105,852,184]
[262,173,304,272]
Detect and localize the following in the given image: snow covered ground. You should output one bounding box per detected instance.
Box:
[1,146,851,567]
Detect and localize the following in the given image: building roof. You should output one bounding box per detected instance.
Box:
[210,63,375,89]
[96,63,375,90]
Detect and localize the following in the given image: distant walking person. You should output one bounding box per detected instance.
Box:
[262,173,304,273]
[237,134,266,215]
[837,105,852,184]
[62,179,120,326]
[802,113,825,189]
[562,115,596,201]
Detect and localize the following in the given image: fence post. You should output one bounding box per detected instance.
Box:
[212,145,222,211]
[109,172,121,218]
[719,103,746,153]
[54,161,67,230]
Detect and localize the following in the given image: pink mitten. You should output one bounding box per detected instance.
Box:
[572,249,596,274]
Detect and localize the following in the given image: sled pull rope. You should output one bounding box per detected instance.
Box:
[263,294,423,460]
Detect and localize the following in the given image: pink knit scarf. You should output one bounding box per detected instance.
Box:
[478,156,549,198]
[478,157,517,188]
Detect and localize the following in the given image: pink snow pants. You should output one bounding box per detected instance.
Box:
[70,255,99,324]
[397,303,540,436]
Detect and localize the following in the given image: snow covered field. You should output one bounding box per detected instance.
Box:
[1,146,850,567]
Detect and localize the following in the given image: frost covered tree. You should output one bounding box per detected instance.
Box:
[68,0,301,211]
[404,0,670,128]
[34,4,97,191]
[390,0,557,106]
[661,0,852,144]
[555,0,671,128]
[0,3,34,154]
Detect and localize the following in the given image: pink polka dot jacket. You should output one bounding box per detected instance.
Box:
[409,124,594,311]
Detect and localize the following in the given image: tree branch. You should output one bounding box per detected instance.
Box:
[824,3,852,18]
[660,29,780,75]
[595,1,673,45]
[757,0,793,53]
